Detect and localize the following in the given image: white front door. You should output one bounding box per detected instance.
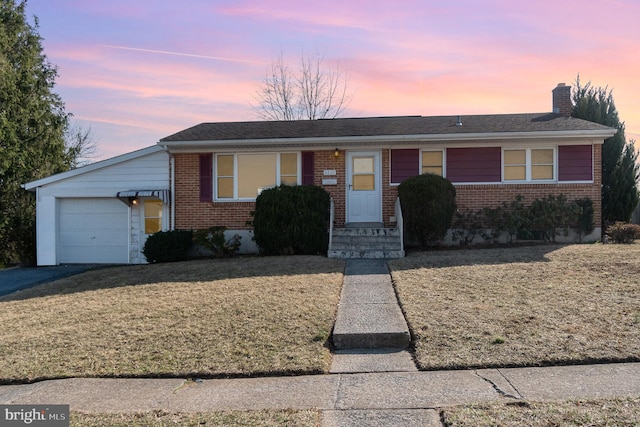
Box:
[346,151,382,223]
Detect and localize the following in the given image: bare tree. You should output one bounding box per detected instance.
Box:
[64,120,99,168]
[254,51,351,121]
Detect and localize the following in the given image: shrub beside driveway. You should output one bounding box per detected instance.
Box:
[389,243,640,370]
[0,256,344,384]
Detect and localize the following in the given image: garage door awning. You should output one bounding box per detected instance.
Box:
[116,190,170,205]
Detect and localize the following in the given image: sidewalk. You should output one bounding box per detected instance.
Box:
[1,363,639,425]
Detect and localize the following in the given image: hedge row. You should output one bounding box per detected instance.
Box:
[451,195,595,245]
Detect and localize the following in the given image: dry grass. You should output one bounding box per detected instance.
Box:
[71,409,319,427]
[390,243,640,370]
[442,397,640,426]
[0,256,344,383]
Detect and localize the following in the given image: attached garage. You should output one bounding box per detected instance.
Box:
[23,146,171,266]
[57,198,130,264]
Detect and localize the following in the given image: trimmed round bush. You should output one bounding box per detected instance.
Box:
[398,173,456,248]
[251,185,330,256]
[142,230,193,263]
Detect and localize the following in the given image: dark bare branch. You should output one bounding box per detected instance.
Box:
[253,51,352,121]
[64,120,99,168]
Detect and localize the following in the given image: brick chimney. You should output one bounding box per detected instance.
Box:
[552,83,572,116]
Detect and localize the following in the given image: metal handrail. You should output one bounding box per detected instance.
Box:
[329,198,335,251]
[395,197,404,250]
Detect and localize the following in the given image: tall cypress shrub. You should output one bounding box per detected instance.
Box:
[0,1,70,266]
[572,77,639,224]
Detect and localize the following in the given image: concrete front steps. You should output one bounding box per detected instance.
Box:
[328,224,405,259]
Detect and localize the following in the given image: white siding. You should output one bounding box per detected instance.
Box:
[35,192,57,265]
[36,149,169,198]
[31,147,170,265]
[130,204,142,264]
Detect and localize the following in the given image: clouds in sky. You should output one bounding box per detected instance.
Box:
[26,0,640,159]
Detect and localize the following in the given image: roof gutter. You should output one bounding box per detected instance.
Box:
[159,129,617,152]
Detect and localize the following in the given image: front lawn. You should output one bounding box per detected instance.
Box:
[0,256,344,383]
[389,243,640,370]
[443,397,640,426]
[71,409,319,427]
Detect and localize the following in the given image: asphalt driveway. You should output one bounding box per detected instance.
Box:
[0,265,100,297]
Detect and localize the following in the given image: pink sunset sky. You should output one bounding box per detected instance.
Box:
[26,0,640,161]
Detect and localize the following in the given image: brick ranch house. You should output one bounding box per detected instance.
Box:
[161,83,615,254]
[24,83,616,265]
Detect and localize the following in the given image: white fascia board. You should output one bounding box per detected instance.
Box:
[23,145,164,191]
[159,129,617,152]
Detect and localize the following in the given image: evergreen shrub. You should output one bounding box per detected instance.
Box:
[574,198,595,241]
[250,185,330,255]
[454,195,595,244]
[142,230,193,263]
[398,173,456,248]
[529,194,578,242]
[451,209,484,245]
[193,226,241,257]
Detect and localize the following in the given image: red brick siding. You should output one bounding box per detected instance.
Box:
[174,153,255,230]
[174,145,602,231]
[316,150,346,226]
[175,150,347,230]
[382,145,602,227]
[552,84,572,116]
[453,183,601,225]
[383,149,398,227]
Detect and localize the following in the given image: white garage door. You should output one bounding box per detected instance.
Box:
[57,198,129,264]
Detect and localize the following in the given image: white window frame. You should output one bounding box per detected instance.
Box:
[420,149,446,177]
[142,199,164,235]
[214,152,301,201]
[502,147,556,183]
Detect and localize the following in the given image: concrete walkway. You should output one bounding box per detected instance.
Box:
[332,260,410,350]
[2,259,639,426]
[331,259,415,375]
[2,363,639,426]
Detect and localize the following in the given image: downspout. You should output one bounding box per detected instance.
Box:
[35,186,41,265]
[329,198,334,253]
[395,197,404,252]
[170,153,176,230]
[127,198,132,264]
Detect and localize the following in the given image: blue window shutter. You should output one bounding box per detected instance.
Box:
[199,153,213,202]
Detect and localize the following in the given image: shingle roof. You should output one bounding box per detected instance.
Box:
[160,113,614,142]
